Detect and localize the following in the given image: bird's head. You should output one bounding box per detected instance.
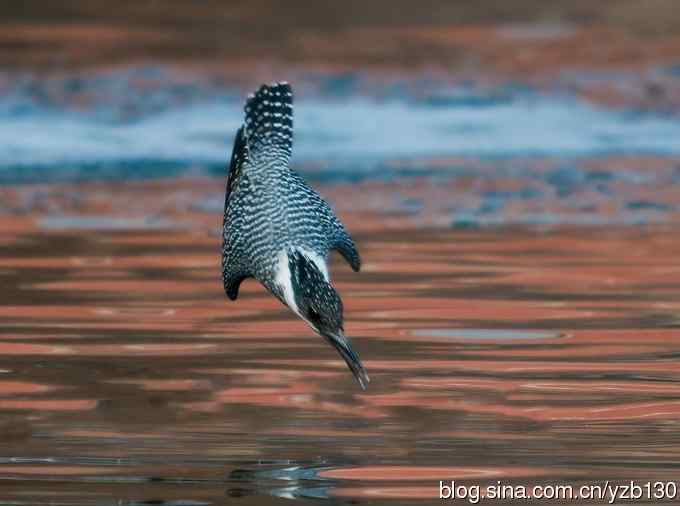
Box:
[285,249,370,389]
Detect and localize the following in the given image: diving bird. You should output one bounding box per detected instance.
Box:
[221,82,369,389]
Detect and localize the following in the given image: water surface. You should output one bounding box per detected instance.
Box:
[1,63,680,505]
[0,216,678,504]
[3,68,680,182]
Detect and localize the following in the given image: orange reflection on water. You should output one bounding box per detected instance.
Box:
[0,399,97,411]
[0,381,53,395]
[321,465,569,481]
[0,198,680,501]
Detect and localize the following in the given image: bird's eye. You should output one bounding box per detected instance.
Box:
[308,308,321,324]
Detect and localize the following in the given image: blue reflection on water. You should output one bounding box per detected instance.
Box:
[1,70,680,182]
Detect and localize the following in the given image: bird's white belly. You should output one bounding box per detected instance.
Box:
[275,249,299,315]
[274,247,329,317]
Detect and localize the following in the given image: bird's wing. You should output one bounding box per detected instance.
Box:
[222,126,252,300]
[224,126,248,206]
[287,170,361,272]
[243,82,293,166]
[328,216,361,272]
[222,82,294,301]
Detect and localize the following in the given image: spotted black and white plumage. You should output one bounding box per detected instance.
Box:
[221,82,368,388]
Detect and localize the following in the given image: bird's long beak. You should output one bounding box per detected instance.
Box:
[322,331,370,390]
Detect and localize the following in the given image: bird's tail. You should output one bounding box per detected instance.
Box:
[243,82,294,162]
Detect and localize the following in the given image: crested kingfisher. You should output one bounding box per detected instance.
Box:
[221,82,369,389]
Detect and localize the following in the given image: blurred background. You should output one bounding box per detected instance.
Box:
[3,0,680,225]
[2,2,680,505]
